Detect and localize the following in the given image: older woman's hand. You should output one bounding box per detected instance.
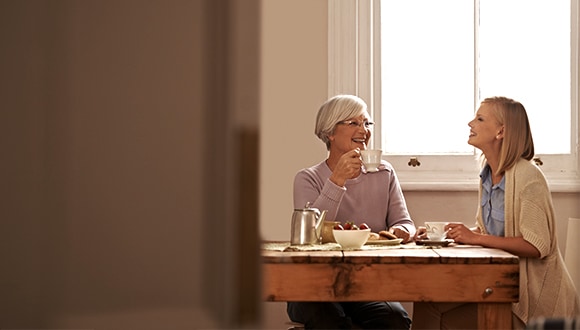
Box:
[391,226,411,243]
[329,148,363,187]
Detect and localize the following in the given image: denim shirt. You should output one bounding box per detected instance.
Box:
[480,165,505,237]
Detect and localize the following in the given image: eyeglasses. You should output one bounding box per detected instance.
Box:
[337,120,374,129]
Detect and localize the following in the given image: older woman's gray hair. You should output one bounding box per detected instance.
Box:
[315,95,368,150]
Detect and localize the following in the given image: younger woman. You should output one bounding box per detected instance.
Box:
[414,97,580,329]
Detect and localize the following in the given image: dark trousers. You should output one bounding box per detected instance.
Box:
[287,301,412,330]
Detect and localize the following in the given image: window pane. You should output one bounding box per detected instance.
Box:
[478,0,571,154]
[381,0,571,155]
[381,0,475,154]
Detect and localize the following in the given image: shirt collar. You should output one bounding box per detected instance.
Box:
[479,164,505,190]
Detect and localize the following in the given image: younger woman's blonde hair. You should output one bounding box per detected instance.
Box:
[315,95,368,150]
[481,96,535,175]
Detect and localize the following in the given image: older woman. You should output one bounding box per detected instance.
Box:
[287,94,415,329]
[413,96,580,329]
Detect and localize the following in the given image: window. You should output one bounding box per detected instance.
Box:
[328,0,580,192]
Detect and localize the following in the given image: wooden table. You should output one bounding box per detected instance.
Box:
[262,243,519,329]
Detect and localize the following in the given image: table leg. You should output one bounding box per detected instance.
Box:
[478,303,512,329]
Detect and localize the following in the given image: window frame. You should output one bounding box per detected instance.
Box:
[328,0,580,192]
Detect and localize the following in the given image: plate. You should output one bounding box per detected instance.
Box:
[415,239,453,247]
[365,238,403,245]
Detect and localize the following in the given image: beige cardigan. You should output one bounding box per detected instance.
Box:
[476,158,580,323]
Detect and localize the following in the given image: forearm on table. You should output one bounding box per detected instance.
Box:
[390,223,416,237]
[474,234,540,258]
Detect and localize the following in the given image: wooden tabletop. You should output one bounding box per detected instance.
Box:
[263,242,519,264]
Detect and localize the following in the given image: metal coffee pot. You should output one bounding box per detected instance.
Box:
[290,203,328,245]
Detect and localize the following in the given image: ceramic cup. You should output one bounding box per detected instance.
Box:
[424,221,449,241]
[360,149,382,172]
[321,221,340,243]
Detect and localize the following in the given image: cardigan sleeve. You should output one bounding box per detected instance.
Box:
[516,180,554,258]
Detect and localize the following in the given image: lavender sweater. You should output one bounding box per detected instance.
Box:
[294,160,416,235]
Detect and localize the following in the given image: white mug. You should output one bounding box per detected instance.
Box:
[424,221,449,241]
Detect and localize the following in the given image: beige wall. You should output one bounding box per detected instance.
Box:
[260,0,329,242]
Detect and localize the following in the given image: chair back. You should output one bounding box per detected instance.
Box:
[565,217,580,295]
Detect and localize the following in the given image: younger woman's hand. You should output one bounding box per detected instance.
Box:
[413,226,427,241]
[445,222,479,244]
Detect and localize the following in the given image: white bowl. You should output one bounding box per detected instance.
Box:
[332,229,371,249]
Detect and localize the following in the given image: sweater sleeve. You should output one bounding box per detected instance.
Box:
[293,168,346,221]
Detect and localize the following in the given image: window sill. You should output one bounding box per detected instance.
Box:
[399,173,580,193]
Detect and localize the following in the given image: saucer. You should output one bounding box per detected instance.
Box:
[415,239,454,247]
